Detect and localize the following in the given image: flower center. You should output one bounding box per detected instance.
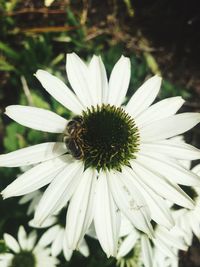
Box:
[64,104,140,171]
[10,251,36,267]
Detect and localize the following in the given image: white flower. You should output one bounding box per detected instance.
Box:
[172,164,200,247]
[30,210,89,261]
[0,226,59,267]
[117,216,187,267]
[1,53,200,257]
[19,190,42,216]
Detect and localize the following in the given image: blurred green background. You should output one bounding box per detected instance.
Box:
[0,0,200,266]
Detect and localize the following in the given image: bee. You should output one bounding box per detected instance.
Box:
[64,116,85,160]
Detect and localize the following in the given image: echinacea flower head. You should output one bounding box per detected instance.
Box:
[1,53,200,257]
[0,226,59,267]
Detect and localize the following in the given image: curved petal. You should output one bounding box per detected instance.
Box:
[125,75,161,117]
[131,160,194,208]
[117,230,139,258]
[35,70,83,114]
[5,105,68,133]
[66,53,92,108]
[94,171,120,257]
[18,226,27,250]
[38,225,60,247]
[51,229,63,256]
[108,169,153,237]
[34,161,84,226]
[89,55,108,105]
[140,113,200,142]
[66,168,96,249]
[135,96,184,127]
[78,239,89,257]
[0,142,67,167]
[108,56,131,106]
[141,235,153,267]
[140,140,200,160]
[63,235,73,261]
[27,231,37,251]
[129,169,174,228]
[137,152,200,186]
[3,234,20,253]
[1,155,68,198]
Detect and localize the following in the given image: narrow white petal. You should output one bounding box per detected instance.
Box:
[35,70,83,114]
[38,225,60,247]
[129,169,174,228]
[108,169,153,237]
[34,161,84,226]
[140,113,200,142]
[66,53,92,107]
[78,239,89,257]
[135,96,184,127]
[27,231,37,251]
[108,56,131,106]
[63,235,73,261]
[94,171,120,257]
[51,230,63,256]
[156,227,187,251]
[0,142,67,167]
[153,239,176,258]
[18,226,27,250]
[141,235,153,267]
[125,76,161,117]
[2,155,68,198]
[131,160,194,208]
[137,152,200,186]
[5,105,68,133]
[192,164,200,175]
[89,55,108,105]
[3,234,20,253]
[66,168,96,249]
[140,140,200,160]
[119,215,134,237]
[117,231,139,258]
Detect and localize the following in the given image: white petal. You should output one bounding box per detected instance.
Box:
[135,96,184,127]
[0,142,67,167]
[38,225,60,247]
[18,226,27,250]
[78,239,89,257]
[66,53,92,108]
[51,229,63,256]
[141,235,153,267]
[63,235,73,261]
[140,113,200,142]
[117,231,139,258]
[2,155,68,198]
[137,152,200,186]
[131,160,194,209]
[27,231,37,250]
[156,227,187,251]
[108,169,153,237]
[89,55,108,105]
[34,161,84,226]
[66,168,96,249]
[5,105,68,133]
[140,140,200,160]
[94,171,120,257]
[4,233,20,253]
[153,238,176,258]
[35,70,83,114]
[125,76,161,117]
[129,169,174,228]
[108,56,131,106]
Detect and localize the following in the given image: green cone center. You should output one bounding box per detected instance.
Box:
[10,251,36,267]
[64,104,140,171]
